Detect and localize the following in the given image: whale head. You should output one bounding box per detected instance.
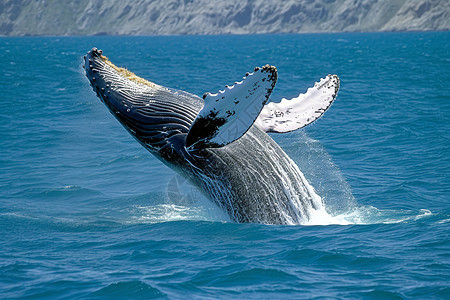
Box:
[83,48,203,158]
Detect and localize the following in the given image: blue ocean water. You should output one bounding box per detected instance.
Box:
[1,32,449,298]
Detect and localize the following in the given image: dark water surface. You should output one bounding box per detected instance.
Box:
[1,32,449,298]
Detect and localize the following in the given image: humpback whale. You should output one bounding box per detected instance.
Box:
[84,47,339,225]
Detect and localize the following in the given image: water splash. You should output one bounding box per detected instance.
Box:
[304,206,433,226]
[124,129,432,226]
[279,131,433,226]
[127,204,212,223]
[125,178,230,224]
[280,130,357,216]
[127,128,346,225]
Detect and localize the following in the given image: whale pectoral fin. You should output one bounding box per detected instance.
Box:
[186,65,277,150]
[255,75,340,133]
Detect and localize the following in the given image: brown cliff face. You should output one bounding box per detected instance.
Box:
[0,0,448,36]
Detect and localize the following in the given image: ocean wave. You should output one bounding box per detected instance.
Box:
[87,281,166,299]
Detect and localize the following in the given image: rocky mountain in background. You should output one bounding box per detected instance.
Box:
[1,0,449,36]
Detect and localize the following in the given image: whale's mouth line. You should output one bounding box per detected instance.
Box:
[84,47,202,153]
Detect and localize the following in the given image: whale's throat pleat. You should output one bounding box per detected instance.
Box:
[88,55,203,150]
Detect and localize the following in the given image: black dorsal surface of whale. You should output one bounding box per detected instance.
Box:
[84,48,339,225]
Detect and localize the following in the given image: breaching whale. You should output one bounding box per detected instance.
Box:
[84,47,339,225]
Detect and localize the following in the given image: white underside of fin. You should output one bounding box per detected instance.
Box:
[255,75,340,133]
[186,66,277,150]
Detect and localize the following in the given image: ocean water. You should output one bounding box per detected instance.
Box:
[1,32,449,298]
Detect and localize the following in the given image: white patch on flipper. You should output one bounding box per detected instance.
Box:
[255,75,340,133]
[186,66,277,150]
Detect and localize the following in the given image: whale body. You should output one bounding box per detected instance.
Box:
[84,48,339,225]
